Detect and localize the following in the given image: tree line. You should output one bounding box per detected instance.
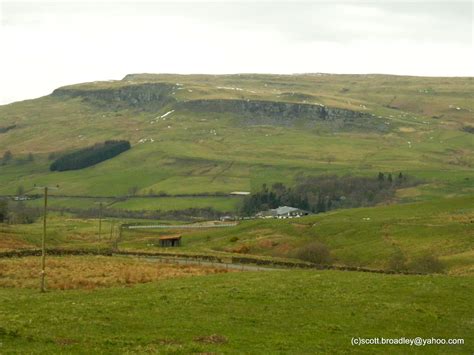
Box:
[240,172,416,215]
[50,140,131,171]
[0,199,41,224]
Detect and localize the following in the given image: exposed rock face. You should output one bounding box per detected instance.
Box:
[179,99,380,130]
[52,83,175,111]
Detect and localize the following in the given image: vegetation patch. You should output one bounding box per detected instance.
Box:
[461,126,474,134]
[295,241,332,264]
[241,172,416,215]
[0,124,16,134]
[50,140,130,171]
[0,256,232,289]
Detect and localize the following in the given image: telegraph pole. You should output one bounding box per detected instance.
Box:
[95,199,118,249]
[98,202,103,240]
[34,184,59,293]
[41,186,48,293]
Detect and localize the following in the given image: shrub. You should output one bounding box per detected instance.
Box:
[388,250,407,272]
[233,244,250,254]
[296,241,332,264]
[2,150,13,164]
[229,236,239,243]
[409,253,444,274]
[7,202,40,224]
[0,199,8,222]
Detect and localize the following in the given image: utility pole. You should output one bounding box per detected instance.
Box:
[98,202,103,240]
[109,221,114,240]
[41,186,48,293]
[34,184,59,293]
[95,200,117,250]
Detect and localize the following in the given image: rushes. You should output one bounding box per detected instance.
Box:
[0,256,230,290]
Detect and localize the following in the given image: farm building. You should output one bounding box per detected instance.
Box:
[256,206,310,219]
[158,235,181,247]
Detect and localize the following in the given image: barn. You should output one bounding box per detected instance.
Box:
[158,235,181,247]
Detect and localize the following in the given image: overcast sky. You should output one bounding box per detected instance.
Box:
[0,0,472,104]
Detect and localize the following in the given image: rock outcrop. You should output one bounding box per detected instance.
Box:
[178,99,381,130]
[52,83,176,111]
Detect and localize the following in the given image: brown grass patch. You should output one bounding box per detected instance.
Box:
[0,235,34,251]
[257,239,278,249]
[231,244,251,254]
[398,127,416,132]
[0,256,232,290]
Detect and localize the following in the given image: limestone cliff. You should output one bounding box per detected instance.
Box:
[52,83,176,110]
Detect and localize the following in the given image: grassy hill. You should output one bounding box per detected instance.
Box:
[0,73,472,201]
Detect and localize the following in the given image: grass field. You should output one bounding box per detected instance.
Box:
[0,268,472,353]
[17,195,241,213]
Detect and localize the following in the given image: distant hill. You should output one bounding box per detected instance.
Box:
[0,73,472,198]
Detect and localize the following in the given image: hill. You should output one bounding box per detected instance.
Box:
[0,73,472,201]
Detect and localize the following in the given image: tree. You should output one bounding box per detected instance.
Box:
[377,172,385,181]
[409,253,444,274]
[17,185,25,196]
[2,150,12,164]
[27,153,34,162]
[128,186,139,196]
[0,199,8,222]
[326,154,336,165]
[387,173,393,184]
[388,250,406,271]
[296,241,332,264]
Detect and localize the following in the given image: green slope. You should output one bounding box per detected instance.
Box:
[0,74,472,199]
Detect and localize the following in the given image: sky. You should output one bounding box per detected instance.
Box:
[0,0,472,105]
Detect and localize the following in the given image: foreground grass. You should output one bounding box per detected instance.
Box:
[0,269,472,353]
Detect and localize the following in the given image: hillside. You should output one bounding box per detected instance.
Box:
[0,73,473,201]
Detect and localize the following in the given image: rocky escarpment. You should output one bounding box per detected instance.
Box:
[52,83,176,111]
[178,99,382,131]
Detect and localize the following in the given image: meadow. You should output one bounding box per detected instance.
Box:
[0,269,472,353]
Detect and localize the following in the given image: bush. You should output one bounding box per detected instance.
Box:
[388,250,407,272]
[50,140,130,171]
[0,199,8,222]
[409,253,444,274]
[296,241,332,264]
[229,236,239,243]
[7,202,40,224]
